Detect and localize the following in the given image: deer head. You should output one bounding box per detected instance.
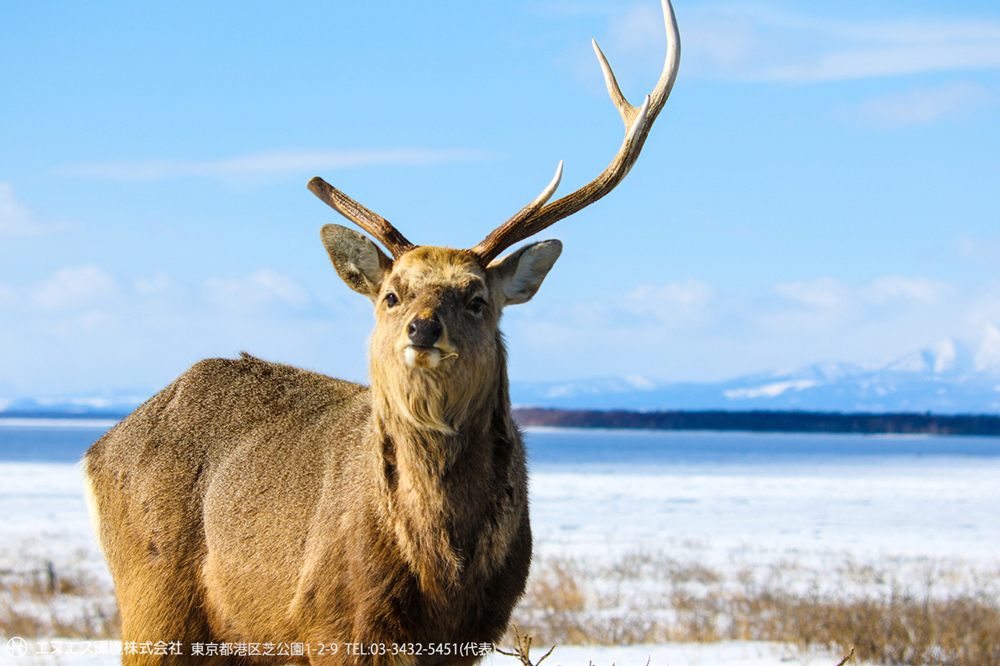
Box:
[320,226,561,434]
[314,0,680,434]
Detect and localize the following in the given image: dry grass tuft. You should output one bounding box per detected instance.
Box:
[496,626,556,666]
[510,551,1000,666]
[0,552,119,639]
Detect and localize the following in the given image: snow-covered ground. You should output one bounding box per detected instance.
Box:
[3,427,999,666]
[530,457,1000,570]
[0,639,849,666]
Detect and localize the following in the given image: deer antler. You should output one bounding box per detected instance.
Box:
[308,0,677,264]
[308,176,417,259]
[468,0,680,265]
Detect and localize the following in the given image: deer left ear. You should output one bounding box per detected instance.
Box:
[488,240,562,306]
[321,224,393,301]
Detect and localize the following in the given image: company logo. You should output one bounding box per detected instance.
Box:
[5,637,29,659]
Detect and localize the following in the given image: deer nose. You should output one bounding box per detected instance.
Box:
[407,317,443,347]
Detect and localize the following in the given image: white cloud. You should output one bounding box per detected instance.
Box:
[677,5,1000,82]
[60,148,492,182]
[31,265,119,311]
[850,82,991,128]
[864,276,948,304]
[0,282,15,307]
[974,321,1000,371]
[625,279,715,322]
[506,273,991,383]
[134,273,174,296]
[957,233,1000,263]
[774,278,847,311]
[762,278,855,334]
[204,269,310,312]
[0,265,373,395]
[756,43,1000,83]
[679,5,775,77]
[608,3,664,55]
[0,183,58,236]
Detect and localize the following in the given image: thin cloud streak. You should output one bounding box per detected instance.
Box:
[59,148,494,181]
[756,44,1000,83]
[676,4,1000,82]
[847,81,992,129]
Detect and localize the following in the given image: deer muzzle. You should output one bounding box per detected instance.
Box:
[402,316,458,369]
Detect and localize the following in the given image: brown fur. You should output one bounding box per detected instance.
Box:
[83,240,558,666]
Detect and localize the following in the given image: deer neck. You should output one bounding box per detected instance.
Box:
[368,353,524,602]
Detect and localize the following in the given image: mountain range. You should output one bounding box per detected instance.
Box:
[5,324,1000,417]
[510,324,1000,415]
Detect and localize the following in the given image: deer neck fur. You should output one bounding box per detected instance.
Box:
[367,337,526,605]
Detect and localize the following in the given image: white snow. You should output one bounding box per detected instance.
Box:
[487,642,847,666]
[2,430,999,666]
[528,458,1000,566]
[975,322,1000,371]
[722,380,819,400]
[0,640,845,666]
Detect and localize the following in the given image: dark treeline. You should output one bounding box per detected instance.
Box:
[8,408,1000,436]
[513,408,1000,436]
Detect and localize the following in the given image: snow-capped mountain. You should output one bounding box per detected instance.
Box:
[0,392,148,416]
[7,325,1000,417]
[511,324,1000,414]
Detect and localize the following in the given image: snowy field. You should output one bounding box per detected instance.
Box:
[2,423,1000,666]
[0,641,840,666]
[530,452,1000,568]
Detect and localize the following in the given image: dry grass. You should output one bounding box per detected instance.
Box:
[5,548,998,666]
[0,551,119,639]
[509,551,1000,666]
[496,627,557,666]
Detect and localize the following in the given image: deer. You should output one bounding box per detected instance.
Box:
[82,2,679,664]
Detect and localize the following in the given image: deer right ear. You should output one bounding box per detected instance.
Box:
[321,224,393,301]
[488,239,562,306]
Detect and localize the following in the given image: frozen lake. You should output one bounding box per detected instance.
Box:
[2,420,998,665]
[525,428,1000,568]
[2,420,999,576]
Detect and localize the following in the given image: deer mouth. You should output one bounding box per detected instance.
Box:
[403,345,458,369]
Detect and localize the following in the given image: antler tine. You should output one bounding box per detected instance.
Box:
[469,0,680,265]
[464,161,563,262]
[593,39,638,128]
[308,176,417,259]
[523,160,565,217]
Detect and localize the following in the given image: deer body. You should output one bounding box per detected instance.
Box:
[84,246,545,665]
[86,354,531,663]
[83,2,678,664]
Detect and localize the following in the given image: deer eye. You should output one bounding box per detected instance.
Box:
[385,292,400,308]
[467,297,487,315]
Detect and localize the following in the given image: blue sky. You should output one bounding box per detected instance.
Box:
[2,0,1000,398]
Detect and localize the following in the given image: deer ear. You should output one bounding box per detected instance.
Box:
[488,239,562,306]
[321,224,393,301]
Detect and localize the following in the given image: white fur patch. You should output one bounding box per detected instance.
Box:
[404,346,443,369]
[81,463,107,558]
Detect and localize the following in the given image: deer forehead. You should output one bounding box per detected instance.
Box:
[389,247,487,295]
